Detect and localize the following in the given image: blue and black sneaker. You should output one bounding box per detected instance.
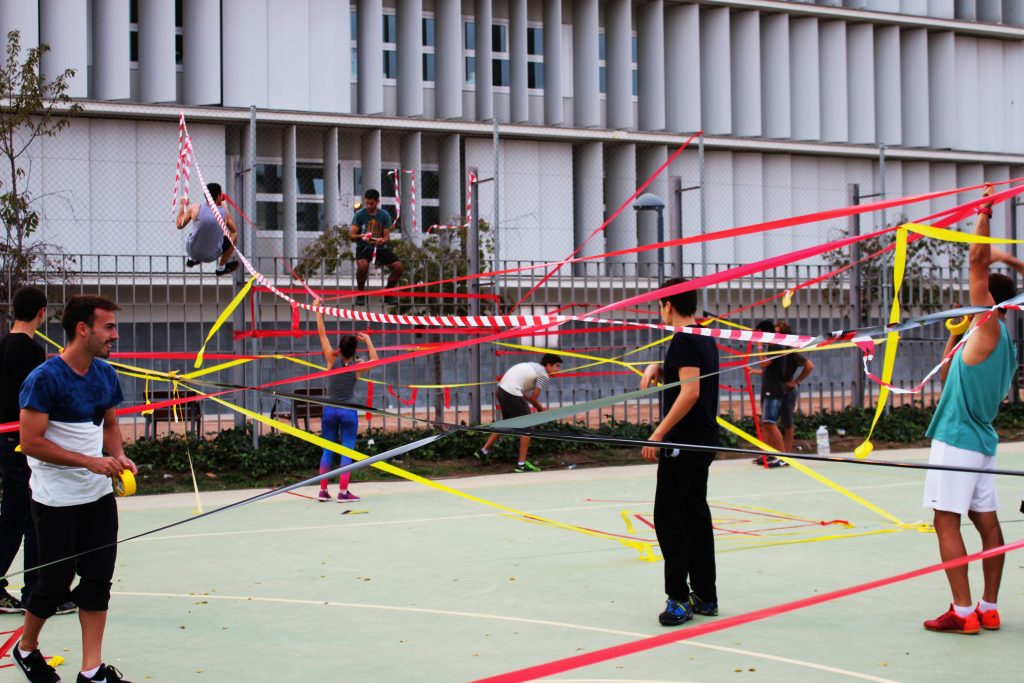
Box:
[658,598,693,626]
[689,592,719,616]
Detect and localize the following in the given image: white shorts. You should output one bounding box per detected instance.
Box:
[923,440,998,515]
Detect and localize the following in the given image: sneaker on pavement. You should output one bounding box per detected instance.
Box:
[976,606,1000,630]
[689,592,719,617]
[12,643,61,683]
[317,490,331,502]
[658,598,694,626]
[76,664,131,682]
[923,605,980,634]
[475,448,489,463]
[764,456,788,468]
[337,491,361,503]
[55,601,77,615]
[514,461,540,473]
[215,260,239,277]
[0,588,25,613]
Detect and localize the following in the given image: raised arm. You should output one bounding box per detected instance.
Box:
[313,301,337,369]
[176,198,199,230]
[962,185,1002,364]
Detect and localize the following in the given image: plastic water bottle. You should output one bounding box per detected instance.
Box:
[816,425,831,456]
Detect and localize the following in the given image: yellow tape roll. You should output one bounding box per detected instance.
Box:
[945,316,970,335]
[114,469,137,497]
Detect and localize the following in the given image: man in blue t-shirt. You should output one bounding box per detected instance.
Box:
[350,188,404,305]
[11,295,137,683]
[640,277,720,628]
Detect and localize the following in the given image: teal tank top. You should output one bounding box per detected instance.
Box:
[926,320,1016,456]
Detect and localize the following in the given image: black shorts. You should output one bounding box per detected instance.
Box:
[356,242,399,266]
[26,494,118,617]
[496,387,531,419]
[221,235,232,253]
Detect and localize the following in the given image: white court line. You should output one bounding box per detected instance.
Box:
[112,591,898,683]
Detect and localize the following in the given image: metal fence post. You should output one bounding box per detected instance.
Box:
[468,167,481,425]
[240,106,259,447]
[849,183,864,409]
[1012,195,1023,402]
[698,133,708,314]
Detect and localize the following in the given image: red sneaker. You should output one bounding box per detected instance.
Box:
[924,605,981,634]
[975,606,1000,630]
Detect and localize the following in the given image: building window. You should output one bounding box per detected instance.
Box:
[382,12,397,80]
[492,23,510,88]
[464,21,475,85]
[129,0,183,67]
[527,26,543,90]
[350,8,358,80]
[256,162,328,232]
[423,16,436,82]
[463,20,512,89]
[598,31,638,98]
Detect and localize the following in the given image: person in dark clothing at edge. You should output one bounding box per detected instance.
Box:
[640,277,720,626]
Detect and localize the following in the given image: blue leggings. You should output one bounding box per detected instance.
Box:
[320,406,359,489]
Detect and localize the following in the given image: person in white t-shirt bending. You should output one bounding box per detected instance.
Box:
[477,354,562,472]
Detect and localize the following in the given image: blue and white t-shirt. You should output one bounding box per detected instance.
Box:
[19,356,125,507]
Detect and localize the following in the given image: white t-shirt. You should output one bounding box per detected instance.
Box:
[498,362,549,397]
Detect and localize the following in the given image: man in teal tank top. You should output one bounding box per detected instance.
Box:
[922,186,1017,635]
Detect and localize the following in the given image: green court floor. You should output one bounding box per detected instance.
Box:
[4,443,1023,682]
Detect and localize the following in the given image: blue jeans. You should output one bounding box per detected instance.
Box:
[320,406,359,488]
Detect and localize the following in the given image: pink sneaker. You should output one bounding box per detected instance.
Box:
[317,490,330,502]
[337,491,361,503]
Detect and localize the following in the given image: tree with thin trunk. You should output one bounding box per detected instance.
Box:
[0,30,82,319]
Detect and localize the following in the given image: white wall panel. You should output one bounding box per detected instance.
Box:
[309,0,348,113]
[789,17,820,140]
[138,0,176,103]
[699,7,731,135]
[703,151,734,264]
[92,0,130,100]
[762,154,793,258]
[223,0,268,107]
[874,25,902,145]
[847,23,875,144]
[40,0,89,98]
[927,1,955,18]
[760,13,790,139]
[184,0,222,105]
[1006,43,1024,154]
[927,32,955,149]
[0,2,39,56]
[900,28,928,147]
[954,36,979,152]
[665,4,700,134]
[268,0,310,110]
[819,21,848,142]
[730,11,761,138]
[977,39,1005,154]
[732,153,763,264]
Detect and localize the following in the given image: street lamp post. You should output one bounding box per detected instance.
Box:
[633,192,666,284]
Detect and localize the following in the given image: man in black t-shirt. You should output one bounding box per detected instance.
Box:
[753,320,788,467]
[0,286,47,613]
[640,277,719,627]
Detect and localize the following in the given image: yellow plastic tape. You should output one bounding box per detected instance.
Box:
[114,469,137,497]
[716,416,920,529]
[904,222,1024,245]
[195,275,255,368]
[195,387,655,556]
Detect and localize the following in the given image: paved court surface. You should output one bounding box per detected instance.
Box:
[3,443,1023,682]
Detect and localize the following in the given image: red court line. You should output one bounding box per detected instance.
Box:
[472,537,1024,683]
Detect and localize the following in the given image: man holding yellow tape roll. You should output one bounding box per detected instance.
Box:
[12,295,136,683]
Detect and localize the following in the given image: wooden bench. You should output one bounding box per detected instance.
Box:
[143,390,203,440]
[270,387,325,432]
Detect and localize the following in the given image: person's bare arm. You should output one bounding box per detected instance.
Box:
[313,301,337,369]
[225,211,238,235]
[103,407,137,474]
[785,359,814,389]
[527,388,545,412]
[20,408,125,476]
[176,199,199,230]
[642,366,700,461]
[640,362,663,390]
[962,185,1001,364]
[939,332,962,383]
